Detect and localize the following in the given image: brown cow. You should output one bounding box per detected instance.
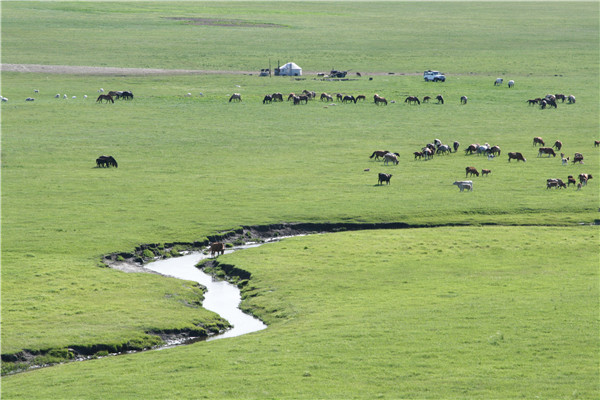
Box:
[538,147,556,157]
[533,137,545,146]
[567,175,577,187]
[508,152,526,162]
[210,242,225,257]
[465,166,479,177]
[481,169,491,176]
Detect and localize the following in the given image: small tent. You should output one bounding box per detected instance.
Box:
[275,62,302,76]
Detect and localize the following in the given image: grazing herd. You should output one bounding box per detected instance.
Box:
[370,135,595,192]
[527,94,575,109]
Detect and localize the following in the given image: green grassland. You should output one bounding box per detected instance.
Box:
[1,1,599,399]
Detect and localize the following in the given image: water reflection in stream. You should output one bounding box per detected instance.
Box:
[145,243,267,341]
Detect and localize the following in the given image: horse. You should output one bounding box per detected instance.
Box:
[481,169,491,176]
[555,94,566,102]
[320,93,333,101]
[527,99,539,106]
[436,145,451,155]
[378,173,392,185]
[508,80,514,88]
[464,143,479,155]
[229,93,242,102]
[336,93,344,101]
[383,153,399,165]
[453,141,460,153]
[370,150,390,161]
[271,93,284,102]
[533,137,545,146]
[263,95,272,104]
[423,96,431,103]
[572,153,584,164]
[121,91,134,100]
[96,94,114,103]
[594,140,600,147]
[342,95,356,104]
[494,78,503,86]
[508,152,526,162]
[96,155,118,168]
[413,151,424,160]
[287,93,296,101]
[460,96,468,104]
[568,95,576,104]
[435,95,444,104]
[355,95,366,102]
[405,96,420,105]
[374,94,387,105]
[538,147,557,157]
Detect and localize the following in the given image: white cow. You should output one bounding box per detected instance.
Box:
[453,180,473,192]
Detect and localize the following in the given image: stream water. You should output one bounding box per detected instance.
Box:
[144,243,268,342]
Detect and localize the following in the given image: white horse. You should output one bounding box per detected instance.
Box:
[383,152,399,165]
[453,181,473,192]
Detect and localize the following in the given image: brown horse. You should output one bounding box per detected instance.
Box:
[508,152,526,162]
[405,96,420,105]
[210,242,225,257]
[374,94,387,105]
[320,93,333,101]
[370,150,391,161]
[538,147,556,157]
[96,94,114,103]
[552,140,562,151]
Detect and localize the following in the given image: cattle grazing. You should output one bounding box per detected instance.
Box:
[210,242,225,257]
[460,96,468,104]
[96,155,118,168]
[465,166,479,177]
[383,153,399,165]
[567,95,576,104]
[494,78,503,86]
[481,169,491,176]
[370,150,390,161]
[561,157,569,165]
[487,145,501,156]
[508,80,514,88]
[555,94,566,102]
[567,176,577,187]
[578,174,593,185]
[572,153,584,164]
[508,152,526,162]
[453,141,460,153]
[422,147,434,160]
[453,180,473,192]
[263,95,272,104]
[538,147,556,157]
[378,173,392,185]
[465,143,479,155]
[552,140,562,151]
[229,93,242,102]
[413,151,424,160]
[436,95,444,104]
[595,140,600,147]
[436,145,451,155]
[405,96,420,105]
[546,179,566,189]
[533,137,545,146]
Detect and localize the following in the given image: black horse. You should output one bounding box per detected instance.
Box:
[96,155,118,168]
[120,91,134,100]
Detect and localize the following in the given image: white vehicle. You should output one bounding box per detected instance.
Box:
[423,70,446,82]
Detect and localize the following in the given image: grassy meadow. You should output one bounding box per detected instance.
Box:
[1,2,599,399]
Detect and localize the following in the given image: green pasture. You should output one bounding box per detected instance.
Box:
[1,1,599,399]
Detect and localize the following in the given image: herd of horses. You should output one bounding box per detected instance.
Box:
[96,90,134,104]
[369,135,595,190]
[254,91,458,106]
[527,93,575,109]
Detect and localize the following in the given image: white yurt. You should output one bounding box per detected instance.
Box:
[275,62,302,76]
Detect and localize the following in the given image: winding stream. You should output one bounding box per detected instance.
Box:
[144,242,270,342]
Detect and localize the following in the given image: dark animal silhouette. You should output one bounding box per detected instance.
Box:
[96,155,118,168]
[508,152,526,162]
[378,173,392,185]
[210,242,225,257]
[96,94,114,103]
